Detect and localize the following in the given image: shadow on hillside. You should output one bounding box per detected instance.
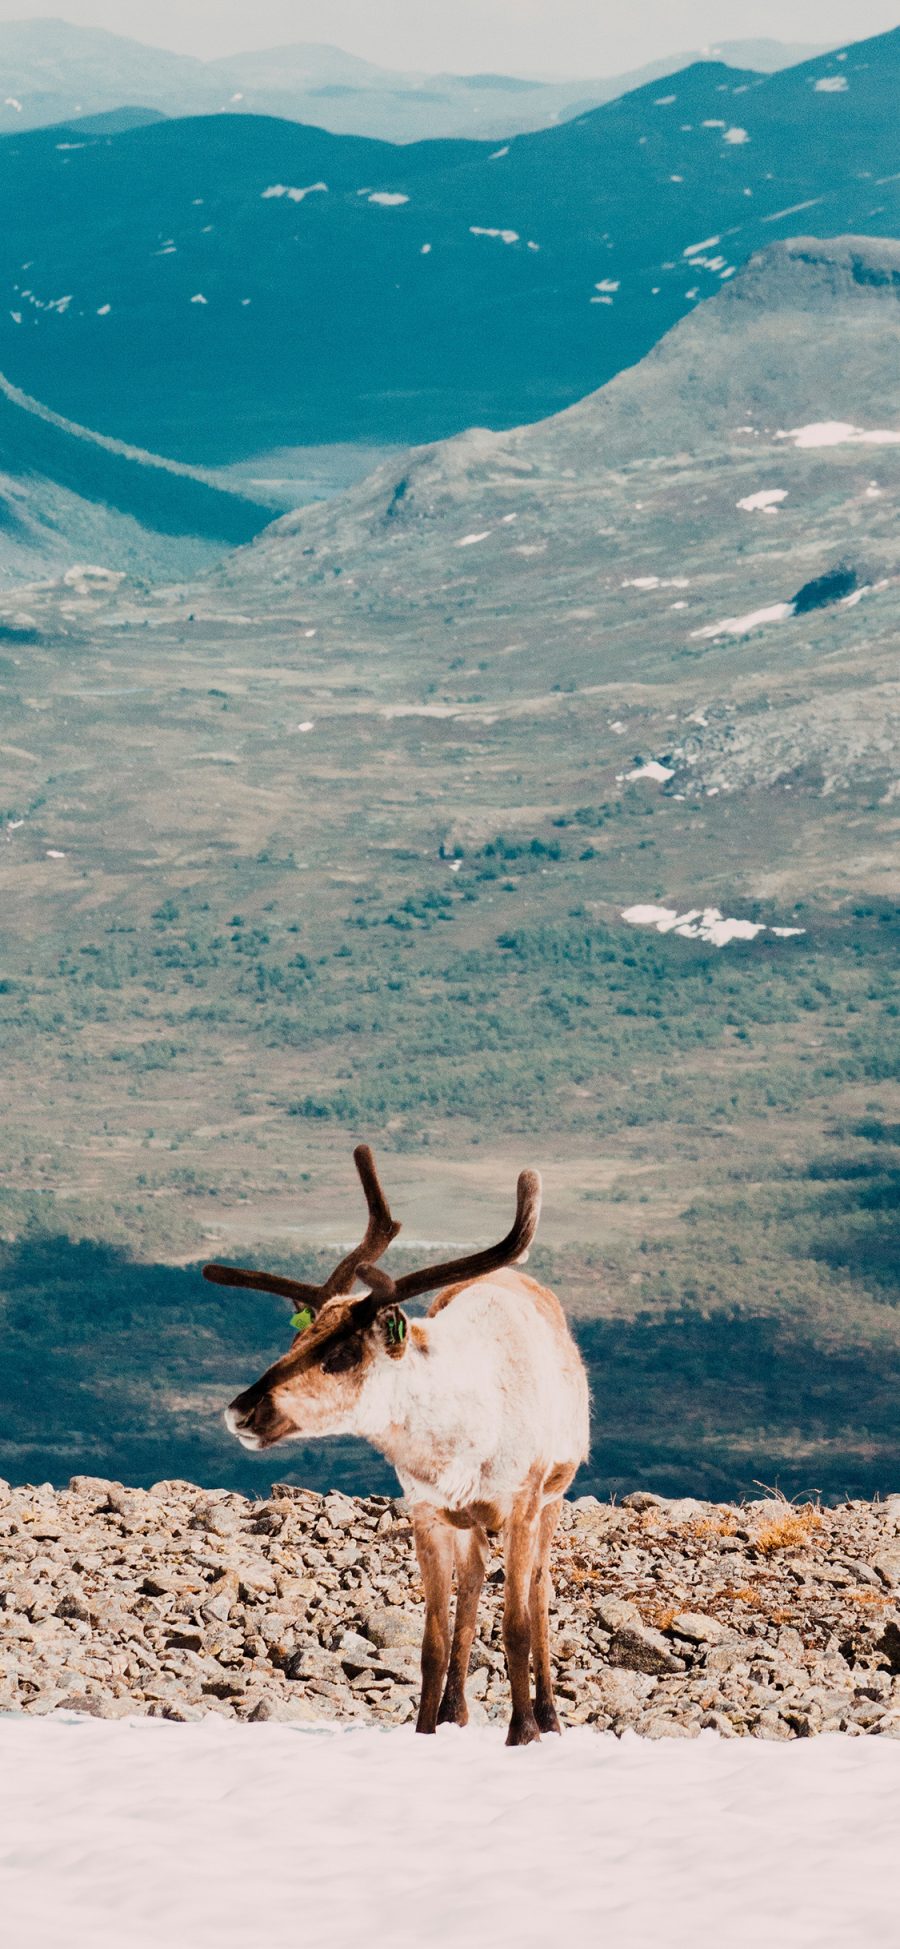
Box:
[2,1233,899,1504]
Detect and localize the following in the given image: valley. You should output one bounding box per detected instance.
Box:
[0,232,896,1502]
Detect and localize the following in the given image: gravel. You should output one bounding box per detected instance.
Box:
[2,1475,900,1737]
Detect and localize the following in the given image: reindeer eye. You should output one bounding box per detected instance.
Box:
[321,1337,363,1376]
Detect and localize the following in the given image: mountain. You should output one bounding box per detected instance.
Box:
[220,231,900,789]
[0,364,277,583]
[0,31,896,462]
[0,19,828,143]
[0,237,896,1498]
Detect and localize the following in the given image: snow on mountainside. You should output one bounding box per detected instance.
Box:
[0,30,897,460]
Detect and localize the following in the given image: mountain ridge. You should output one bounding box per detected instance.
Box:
[0,18,830,143]
[0,30,898,461]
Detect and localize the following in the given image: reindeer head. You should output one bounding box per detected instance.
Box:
[204,1150,542,1452]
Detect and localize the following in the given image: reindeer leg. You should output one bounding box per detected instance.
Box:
[530,1499,563,1734]
[503,1491,542,1747]
[438,1525,488,1727]
[412,1505,455,1736]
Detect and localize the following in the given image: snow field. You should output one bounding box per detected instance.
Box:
[1,1718,898,1949]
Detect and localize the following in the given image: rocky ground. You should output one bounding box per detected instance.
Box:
[2,1477,900,1738]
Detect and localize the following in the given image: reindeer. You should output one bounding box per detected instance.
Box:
[204,1147,590,1746]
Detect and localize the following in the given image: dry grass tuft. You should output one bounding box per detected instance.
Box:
[754,1504,824,1557]
[691,1509,740,1541]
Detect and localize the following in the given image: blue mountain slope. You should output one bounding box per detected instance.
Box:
[0,364,275,576]
[0,31,897,462]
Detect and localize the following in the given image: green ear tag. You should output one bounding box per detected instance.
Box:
[387,1313,407,1346]
[290,1306,314,1334]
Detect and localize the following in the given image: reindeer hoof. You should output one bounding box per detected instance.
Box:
[535,1702,562,1735]
[506,1713,541,1747]
[438,1690,469,1728]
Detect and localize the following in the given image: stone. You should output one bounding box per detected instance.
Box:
[361,1608,421,1650]
[665,1500,711,1526]
[323,1495,358,1530]
[247,1694,325,1724]
[776,1626,806,1663]
[753,1711,794,1741]
[68,1477,125,1500]
[592,1595,641,1634]
[872,1551,900,1590]
[608,1624,686,1677]
[703,1638,757,1675]
[371,1648,419,1683]
[194,1503,241,1539]
[55,1592,92,1623]
[620,1492,665,1512]
[640,1715,700,1739]
[669,1611,728,1645]
[875,1621,900,1673]
[700,1710,738,1737]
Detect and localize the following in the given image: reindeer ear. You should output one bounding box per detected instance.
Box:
[381,1307,409,1360]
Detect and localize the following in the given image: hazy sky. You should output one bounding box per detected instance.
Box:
[0,1,897,72]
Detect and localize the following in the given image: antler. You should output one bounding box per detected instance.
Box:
[202,1145,400,1313]
[358,1169,542,1311]
[319,1144,401,1297]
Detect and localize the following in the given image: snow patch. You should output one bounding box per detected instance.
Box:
[470,226,519,245]
[623,905,805,948]
[368,192,409,207]
[815,74,849,91]
[489,145,510,159]
[723,127,750,144]
[622,577,690,591]
[737,489,788,514]
[456,531,492,547]
[190,293,207,305]
[691,601,793,641]
[626,761,674,784]
[684,235,721,256]
[780,422,900,449]
[262,182,328,204]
